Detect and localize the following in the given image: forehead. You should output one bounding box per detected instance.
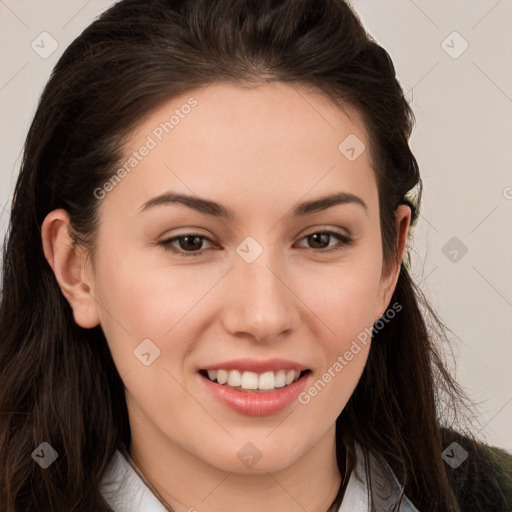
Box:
[103,81,378,220]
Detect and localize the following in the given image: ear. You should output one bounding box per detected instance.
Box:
[41,209,100,329]
[374,204,412,321]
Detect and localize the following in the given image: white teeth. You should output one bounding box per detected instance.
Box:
[204,369,303,390]
[216,369,228,385]
[227,370,241,387]
[285,370,296,385]
[274,370,286,388]
[241,371,259,390]
[258,371,275,390]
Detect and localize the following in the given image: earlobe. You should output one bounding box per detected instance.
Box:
[375,205,412,320]
[41,209,100,329]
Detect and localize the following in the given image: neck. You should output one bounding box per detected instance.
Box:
[128,425,343,512]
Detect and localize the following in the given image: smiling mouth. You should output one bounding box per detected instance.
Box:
[199,369,311,393]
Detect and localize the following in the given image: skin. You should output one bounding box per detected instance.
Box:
[42,82,410,512]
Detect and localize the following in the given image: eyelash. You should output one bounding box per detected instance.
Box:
[158,230,353,258]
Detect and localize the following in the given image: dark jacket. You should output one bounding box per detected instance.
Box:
[441,427,512,511]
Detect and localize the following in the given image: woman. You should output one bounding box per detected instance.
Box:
[0,0,510,510]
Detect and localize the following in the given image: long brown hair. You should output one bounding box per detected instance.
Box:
[0,0,502,510]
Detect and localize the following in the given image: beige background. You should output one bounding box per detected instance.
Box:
[1,1,511,451]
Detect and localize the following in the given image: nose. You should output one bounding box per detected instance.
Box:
[220,248,299,343]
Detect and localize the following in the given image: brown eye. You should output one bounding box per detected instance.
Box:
[176,235,204,251]
[307,233,330,249]
[297,230,353,252]
[158,230,353,258]
[159,234,215,257]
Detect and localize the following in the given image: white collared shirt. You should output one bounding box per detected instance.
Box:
[99,443,420,512]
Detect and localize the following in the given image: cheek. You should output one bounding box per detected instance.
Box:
[300,344,370,424]
[299,256,383,343]
[297,273,375,415]
[93,246,187,330]
[92,246,221,373]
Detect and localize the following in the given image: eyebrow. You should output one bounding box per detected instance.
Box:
[139,191,368,219]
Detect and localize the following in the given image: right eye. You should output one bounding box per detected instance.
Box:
[159,234,218,257]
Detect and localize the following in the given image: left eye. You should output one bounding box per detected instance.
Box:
[159,230,352,257]
[296,230,353,251]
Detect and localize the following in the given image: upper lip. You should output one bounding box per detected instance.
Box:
[200,358,309,373]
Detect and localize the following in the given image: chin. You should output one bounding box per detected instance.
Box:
[196,434,313,475]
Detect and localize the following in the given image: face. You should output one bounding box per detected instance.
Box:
[44,82,410,475]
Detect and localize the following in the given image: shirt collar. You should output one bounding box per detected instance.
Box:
[339,443,420,512]
[99,443,420,512]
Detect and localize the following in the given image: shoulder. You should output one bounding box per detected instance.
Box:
[440,427,512,511]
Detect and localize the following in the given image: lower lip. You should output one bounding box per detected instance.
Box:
[200,372,310,417]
